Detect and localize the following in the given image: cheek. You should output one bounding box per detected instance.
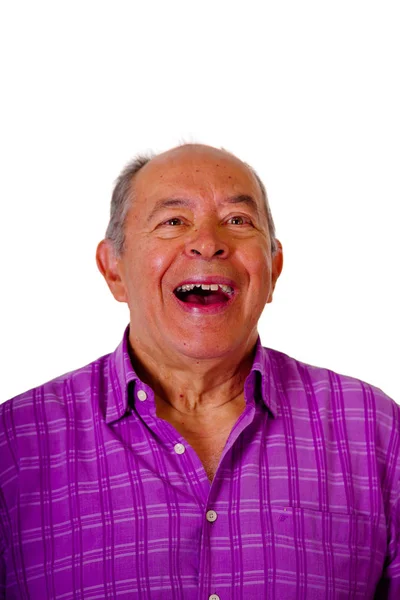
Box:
[240,245,271,281]
[148,251,171,273]
[139,241,181,295]
[126,238,175,275]
[240,247,272,311]
[147,244,177,276]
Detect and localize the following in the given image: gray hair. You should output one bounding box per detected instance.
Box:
[105,147,277,255]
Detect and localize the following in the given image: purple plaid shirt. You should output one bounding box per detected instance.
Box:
[1,327,399,599]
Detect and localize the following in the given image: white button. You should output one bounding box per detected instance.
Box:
[174,443,185,455]
[206,510,218,523]
[137,390,147,401]
[209,595,220,600]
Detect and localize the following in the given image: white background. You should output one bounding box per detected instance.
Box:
[0,1,398,403]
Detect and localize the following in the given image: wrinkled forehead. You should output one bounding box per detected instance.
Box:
[133,146,262,203]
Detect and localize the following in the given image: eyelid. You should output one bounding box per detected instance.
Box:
[225,214,253,225]
[159,216,186,226]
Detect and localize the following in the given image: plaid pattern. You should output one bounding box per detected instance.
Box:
[1,327,399,599]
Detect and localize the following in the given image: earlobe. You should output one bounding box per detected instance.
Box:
[95,239,128,303]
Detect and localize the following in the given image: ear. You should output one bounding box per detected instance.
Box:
[96,239,128,303]
[267,239,283,304]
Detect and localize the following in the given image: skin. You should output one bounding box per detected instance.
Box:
[96,144,283,479]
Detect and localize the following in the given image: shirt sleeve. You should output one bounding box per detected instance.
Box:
[374,492,400,599]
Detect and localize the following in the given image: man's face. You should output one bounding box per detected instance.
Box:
[103,146,282,361]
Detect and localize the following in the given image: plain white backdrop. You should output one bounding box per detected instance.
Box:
[0,1,398,403]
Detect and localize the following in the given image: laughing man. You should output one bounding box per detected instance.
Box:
[1,144,399,599]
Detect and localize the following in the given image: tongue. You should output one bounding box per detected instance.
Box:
[185,291,227,305]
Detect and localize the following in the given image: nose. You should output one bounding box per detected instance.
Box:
[184,224,230,260]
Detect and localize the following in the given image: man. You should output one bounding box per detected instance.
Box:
[0,143,398,599]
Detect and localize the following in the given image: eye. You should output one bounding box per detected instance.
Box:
[162,217,185,226]
[226,215,252,226]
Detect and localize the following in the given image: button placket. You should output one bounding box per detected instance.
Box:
[205,511,219,598]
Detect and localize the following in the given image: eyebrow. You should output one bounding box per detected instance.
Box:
[225,194,259,214]
[146,198,194,222]
[146,194,259,222]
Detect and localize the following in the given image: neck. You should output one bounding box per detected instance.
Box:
[128,333,257,414]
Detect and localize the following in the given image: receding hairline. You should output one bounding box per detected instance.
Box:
[144,143,244,163]
[127,143,264,203]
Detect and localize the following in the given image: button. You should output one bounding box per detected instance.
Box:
[174,443,185,455]
[209,595,220,600]
[137,390,147,401]
[206,510,218,523]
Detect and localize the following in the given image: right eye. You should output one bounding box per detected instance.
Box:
[161,218,185,226]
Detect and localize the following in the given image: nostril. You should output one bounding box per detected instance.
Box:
[190,249,201,255]
[214,249,225,256]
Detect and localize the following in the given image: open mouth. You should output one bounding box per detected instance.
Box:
[174,283,234,306]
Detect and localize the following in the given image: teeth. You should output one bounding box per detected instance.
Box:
[180,284,195,291]
[175,283,234,294]
[220,284,233,294]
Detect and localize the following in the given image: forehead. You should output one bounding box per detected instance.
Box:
[132,146,261,207]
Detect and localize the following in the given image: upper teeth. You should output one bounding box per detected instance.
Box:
[176,283,234,294]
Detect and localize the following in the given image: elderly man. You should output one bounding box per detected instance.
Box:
[0,144,399,599]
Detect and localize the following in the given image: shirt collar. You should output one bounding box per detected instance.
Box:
[105,327,278,424]
[105,325,139,424]
[248,336,278,418]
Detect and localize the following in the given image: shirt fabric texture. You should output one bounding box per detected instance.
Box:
[0,327,399,599]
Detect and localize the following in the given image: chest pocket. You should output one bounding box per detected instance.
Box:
[266,505,386,598]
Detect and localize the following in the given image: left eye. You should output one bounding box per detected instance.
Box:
[227,216,251,225]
